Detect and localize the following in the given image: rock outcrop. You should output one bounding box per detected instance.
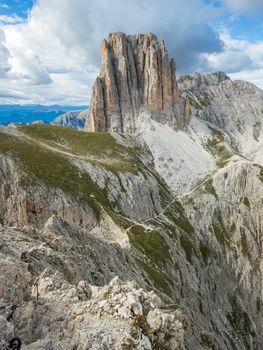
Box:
[178,72,263,164]
[86,32,190,133]
[0,218,187,350]
[52,109,88,130]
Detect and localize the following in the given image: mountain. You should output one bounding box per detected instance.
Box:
[1,32,263,350]
[0,104,87,125]
[52,109,88,130]
[86,32,189,132]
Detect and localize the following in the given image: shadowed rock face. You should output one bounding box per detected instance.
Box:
[86,32,190,133]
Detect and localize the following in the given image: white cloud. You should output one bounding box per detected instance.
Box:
[2,0,263,105]
[204,31,263,89]
[24,0,221,72]
[229,69,263,90]
[204,50,252,73]
[0,0,223,105]
[0,28,10,77]
[0,15,24,24]
[8,50,52,85]
[0,88,31,101]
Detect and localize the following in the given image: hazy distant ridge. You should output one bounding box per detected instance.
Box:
[0,104,87,125]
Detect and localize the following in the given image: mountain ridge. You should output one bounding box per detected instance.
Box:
[0,32,263,349]
[0,104,87,125]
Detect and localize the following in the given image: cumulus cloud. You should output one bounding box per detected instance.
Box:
[3,0,263,105]
[204,30,263,89]
[26,0,222,72]
[4,0,263,105]
[1,24,52,86]
[204,32,253,73]
[8,50,52,85]
[0,14,24,24]
[0,28,10,77]
[0,89,29,100]
[0,0,224,104]
[205,50,252,73]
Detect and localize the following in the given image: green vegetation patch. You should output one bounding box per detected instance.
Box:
[253,164,263,184]
[199,242,212,264]
[18,124,142,173]
[259,166,263,183]
[153,200,196,264]
[0,131,115,219]
[230,223,236,233]
[180,234,195,263]
[164,201,194,235]
[240,228,251,260]
[226,296,251,348]
[207,127,232,168]
[128,225,176,297]
[204,178,218,198]
[242,196,250,209]
[129,226,172,264]
[136,259,173,297]
[211,212,230,247]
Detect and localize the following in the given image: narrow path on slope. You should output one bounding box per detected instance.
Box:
[124,173,216,234]
[124,152,258,235]
[18,128,251,236]
[20,132,118,166]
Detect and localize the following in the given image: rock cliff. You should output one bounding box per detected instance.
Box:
[86,32,190,133]
[178,71,263,164]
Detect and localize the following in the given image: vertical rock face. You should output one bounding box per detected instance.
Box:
[86,32,189,133]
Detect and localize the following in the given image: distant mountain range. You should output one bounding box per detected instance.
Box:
[52,109,88,130]
[0,104,87,125]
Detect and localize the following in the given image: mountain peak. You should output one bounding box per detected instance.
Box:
[86,32,190,133]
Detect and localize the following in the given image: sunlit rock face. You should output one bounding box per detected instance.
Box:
[86,32,190,133]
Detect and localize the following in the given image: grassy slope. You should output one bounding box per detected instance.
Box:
[18,124,142,172]
[0,129,106,218]
[0,125,151,219]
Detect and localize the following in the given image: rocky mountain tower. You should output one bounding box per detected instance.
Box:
[86,32,190,133]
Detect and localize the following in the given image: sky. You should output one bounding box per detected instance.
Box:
[1,0,263,105]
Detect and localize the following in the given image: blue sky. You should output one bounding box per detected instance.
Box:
[0,0,34,21]
[1,0,263,105]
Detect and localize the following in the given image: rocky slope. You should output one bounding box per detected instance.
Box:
[86,32,190,133]
[0,119,262,349]
[0,218,185,350]
[0,32,263,350]
[178,71,263,164]
[52,110,88,130]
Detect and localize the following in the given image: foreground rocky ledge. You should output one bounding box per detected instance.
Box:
[0,272,186,349]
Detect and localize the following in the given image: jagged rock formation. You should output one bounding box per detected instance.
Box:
[86,32,190,133]
[178,72,263,164]
[0,223,187,350]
